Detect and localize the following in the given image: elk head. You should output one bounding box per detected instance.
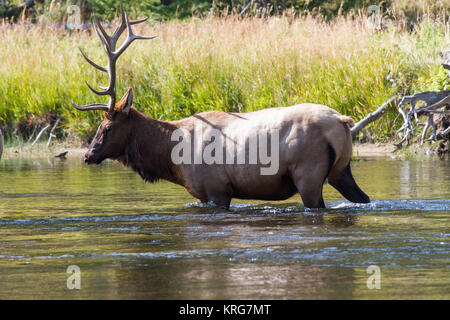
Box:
[72,7,155,164]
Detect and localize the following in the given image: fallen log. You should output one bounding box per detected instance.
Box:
[350,94,400,136]
[349,89,449,152]
[396,90,450,144]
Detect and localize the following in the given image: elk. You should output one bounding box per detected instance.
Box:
[72,9,370,209]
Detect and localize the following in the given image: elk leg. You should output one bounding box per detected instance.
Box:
[328,163,370,203]
[296,182,326,208]
[201,195,231,210]
[291,166,327,209]
[203,186,232,210]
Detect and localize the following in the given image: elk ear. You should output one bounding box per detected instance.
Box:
[114,87,133,115]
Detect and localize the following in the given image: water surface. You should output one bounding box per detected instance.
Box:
[0,156,449,299]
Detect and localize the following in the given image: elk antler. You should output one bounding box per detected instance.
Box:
[72,6,156,115]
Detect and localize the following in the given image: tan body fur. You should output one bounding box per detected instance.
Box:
[171,104,352,207]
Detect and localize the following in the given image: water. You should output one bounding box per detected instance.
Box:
[0,156,449,299]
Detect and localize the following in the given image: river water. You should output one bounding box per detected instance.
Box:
[0,156,449,299]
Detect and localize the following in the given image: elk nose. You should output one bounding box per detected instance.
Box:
[84,153,91,164]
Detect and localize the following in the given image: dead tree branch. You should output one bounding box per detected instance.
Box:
[349,52,450,153]
[31,124,50,146]
[351,94,400,136]
[47,118,61,147]
[396,90,450,144]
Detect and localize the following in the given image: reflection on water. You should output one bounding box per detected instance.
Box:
[0,157,449,299]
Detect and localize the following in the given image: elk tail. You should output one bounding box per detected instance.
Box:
[337,115,354,127]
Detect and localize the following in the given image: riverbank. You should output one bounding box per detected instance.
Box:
[1,141,441,161]
[1,141,86,161]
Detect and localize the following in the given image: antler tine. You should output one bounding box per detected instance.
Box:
[78,48,107,73]
[85,80,112,96]
[71,101,109,112]
[90,19,117,113]
[115,10,156,59]
[110,6,127,46]
[130,17,149,25]
[94,17,116,52]
[93,20,111,54]
[110,5,149,49]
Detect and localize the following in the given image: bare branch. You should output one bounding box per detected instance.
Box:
[47,118,61,147]
[31,124,50,146]
[420,95,450,112]
[441,126,450,137]
[396,90,450,143]
[351,94,400,136]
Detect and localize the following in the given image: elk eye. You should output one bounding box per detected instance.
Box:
[105,126,112,132]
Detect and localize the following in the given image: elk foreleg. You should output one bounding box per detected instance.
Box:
[202,184,233,210]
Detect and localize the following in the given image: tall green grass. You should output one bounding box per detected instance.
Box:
[0,13,448,143]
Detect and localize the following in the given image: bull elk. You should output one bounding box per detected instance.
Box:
[72,8,370,209]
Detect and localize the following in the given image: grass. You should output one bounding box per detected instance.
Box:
[0,12,449,143]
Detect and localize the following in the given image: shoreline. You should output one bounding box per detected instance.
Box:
[353,143,397,158]
[0,141,424,161]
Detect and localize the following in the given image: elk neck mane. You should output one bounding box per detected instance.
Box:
[116,108,177,184]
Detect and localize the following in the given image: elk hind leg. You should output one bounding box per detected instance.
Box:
[328,163,370,203]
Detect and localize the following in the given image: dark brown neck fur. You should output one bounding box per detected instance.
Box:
[116,108,179,184]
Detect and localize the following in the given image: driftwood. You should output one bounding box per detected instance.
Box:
[31,124,50,146]
[352,51,450,153]
[397,51,450,146]
[46,118,60,147]
[352,89,450,147]
[396,90,450,145]
[394,50,450,145]
[351,94,400,136]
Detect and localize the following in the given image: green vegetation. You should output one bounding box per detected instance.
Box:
[0,5,449,143]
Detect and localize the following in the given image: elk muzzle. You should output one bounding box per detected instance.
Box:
[84,149,103,165]
[84,151,94,164]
